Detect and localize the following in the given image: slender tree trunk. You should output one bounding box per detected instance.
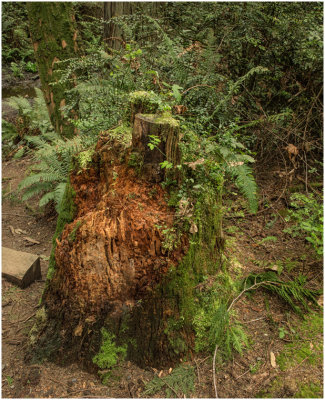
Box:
[103,2,134,50]
[26,3,80,137]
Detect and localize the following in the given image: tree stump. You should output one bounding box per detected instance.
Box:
[29,106,223,369]
[132,113,180,182]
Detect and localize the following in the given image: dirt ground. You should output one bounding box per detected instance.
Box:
[1,156,323,397]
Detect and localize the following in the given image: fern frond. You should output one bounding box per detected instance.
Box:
[231,164,258,213]
[21,182,52,201]
[243,271,321,317]
[25,135,47,148]
[39,190,56,208]
[4,96,32,113]
[54,182,68,211]
[19,172,61,190]
[2,119,18,140]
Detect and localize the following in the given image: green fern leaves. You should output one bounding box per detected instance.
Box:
[243,271,321,317]
[18,132,84,211]
[232,163,258,214]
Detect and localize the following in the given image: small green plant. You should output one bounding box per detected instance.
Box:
[284,193,323,257]
[155,224,179,252]
[76,148,95,171]
[249,360,262,374]
[143,365,195,398]
[6,376,13,386]
[278,326,288,339]
[259,236,278,244]
[10,61,24,78]
[24,61,37,73]
[148,134,161,151]
[92,328,126,372]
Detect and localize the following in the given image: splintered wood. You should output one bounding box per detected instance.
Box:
[50,157,186,322]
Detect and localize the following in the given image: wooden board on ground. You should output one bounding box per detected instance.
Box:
[2,247,41,288]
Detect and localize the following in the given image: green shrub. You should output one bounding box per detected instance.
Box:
[284,193,323,257]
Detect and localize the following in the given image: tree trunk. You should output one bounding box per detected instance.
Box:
[28,95,223,369]
[26,3,80,137]
[103,2,135,50]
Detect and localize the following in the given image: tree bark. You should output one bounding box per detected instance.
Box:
[103,2,135,50]
[26,3,80,137]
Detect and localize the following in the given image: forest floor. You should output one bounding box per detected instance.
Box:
[1,152,323,398]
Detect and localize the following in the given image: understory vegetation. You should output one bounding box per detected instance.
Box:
[2,2,323,398]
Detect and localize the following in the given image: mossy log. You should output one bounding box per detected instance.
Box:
[30,111,223,369]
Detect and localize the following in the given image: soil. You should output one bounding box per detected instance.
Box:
[1,76,323,397]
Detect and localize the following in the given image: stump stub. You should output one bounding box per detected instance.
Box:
[132,113,180,182]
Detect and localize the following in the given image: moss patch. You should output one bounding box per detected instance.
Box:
[276,312,323,371]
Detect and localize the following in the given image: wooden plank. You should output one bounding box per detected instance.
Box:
[2,247,41,288]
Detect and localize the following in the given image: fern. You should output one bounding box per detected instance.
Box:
[243,271,321,317]
[144,365,195,398]
[209,303,248,360]
[2,119,18,141]
[18,131,88,211]
[219,141,258,213]
[232,163,258,214]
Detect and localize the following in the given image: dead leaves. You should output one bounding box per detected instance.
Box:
[184,158,205,170]
[270,351,277,368]
[173,105,187,115]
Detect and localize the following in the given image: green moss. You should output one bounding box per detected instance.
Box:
[129,91,160,120]
[130,90,159,107]
[295,382,322,398]
[276,312,323,371]
[29,307,47,345]
[138,113,179,128]
[93,328,127,370]
[150,187,223,357]
[68,220,83,243]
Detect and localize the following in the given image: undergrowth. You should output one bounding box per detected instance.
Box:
[93,328,127,383]
[143,365,196,398]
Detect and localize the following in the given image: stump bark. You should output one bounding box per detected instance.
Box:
[30,105,223,369]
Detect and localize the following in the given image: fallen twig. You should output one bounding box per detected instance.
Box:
[213,345,218,398]
[242,316,266,324]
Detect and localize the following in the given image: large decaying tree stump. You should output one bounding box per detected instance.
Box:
[29,94,223,369]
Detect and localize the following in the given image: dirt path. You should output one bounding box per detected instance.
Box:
[2,156,323,398]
